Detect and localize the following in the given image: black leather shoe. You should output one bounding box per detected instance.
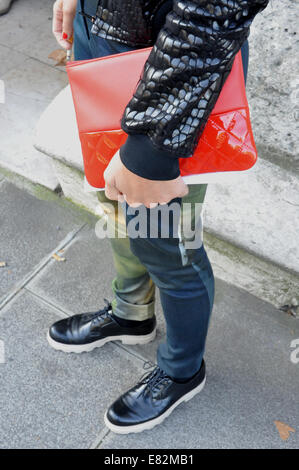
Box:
[105,360,206,434]
[47,300,156,353]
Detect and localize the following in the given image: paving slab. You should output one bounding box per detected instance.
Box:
[0,44,25,77]
[0,290,144,449]
[2,57,68,103]
[28,226,118,315]
[27,223,166,358]
[0,181,84,300]
[100,280,299,449]
[0,0,59,68]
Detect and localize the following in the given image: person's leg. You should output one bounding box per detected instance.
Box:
[125,185,214,379]
[104,185,214,433]
[48,1,156,353]
[97,192,155,322]
[158,186,214,379]
[48,146,155,353]
[108,38,246,355]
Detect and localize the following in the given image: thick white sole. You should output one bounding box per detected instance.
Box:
[46,328,156,354]
[104,376,206,434]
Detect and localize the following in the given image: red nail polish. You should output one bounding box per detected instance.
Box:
[62,32,68,40]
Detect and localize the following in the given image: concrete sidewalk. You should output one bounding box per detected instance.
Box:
[0,177,298,449]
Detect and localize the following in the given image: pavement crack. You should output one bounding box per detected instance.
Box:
[24,288,73,318]
[0,225,86,311]
[0,43,68,74]
[282,199,299,207]
[89,428,111,449]
[113,341,155,366]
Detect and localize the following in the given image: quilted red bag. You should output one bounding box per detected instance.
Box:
[67,48,257,188]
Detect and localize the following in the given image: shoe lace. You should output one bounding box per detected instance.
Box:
[89,298,112,325]
[139,362,171,396]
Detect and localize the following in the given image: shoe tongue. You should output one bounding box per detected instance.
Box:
[147,367,168,386]
[85,307,111,322]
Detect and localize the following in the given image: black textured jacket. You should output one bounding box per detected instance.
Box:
[89,1,269,180]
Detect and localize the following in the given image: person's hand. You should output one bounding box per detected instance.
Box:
[104,151,188,208]
[53,0,77,50]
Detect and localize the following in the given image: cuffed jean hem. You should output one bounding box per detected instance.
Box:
[111,295,156,321]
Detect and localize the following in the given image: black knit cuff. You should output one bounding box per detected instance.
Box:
[119,134,180,181]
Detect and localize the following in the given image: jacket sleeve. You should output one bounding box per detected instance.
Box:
[120,0,269,180]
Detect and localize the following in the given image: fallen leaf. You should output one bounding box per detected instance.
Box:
[48,49,67,66]
[0,261,6,268]
[274,421,295,441]
[52,253,66,262]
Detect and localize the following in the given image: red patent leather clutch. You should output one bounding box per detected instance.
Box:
[67,48,257,188]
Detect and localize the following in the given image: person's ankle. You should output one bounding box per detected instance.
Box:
[171,362,204,384]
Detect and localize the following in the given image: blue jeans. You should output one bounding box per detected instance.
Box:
[74,0,135,60]
[73,2,247,380]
